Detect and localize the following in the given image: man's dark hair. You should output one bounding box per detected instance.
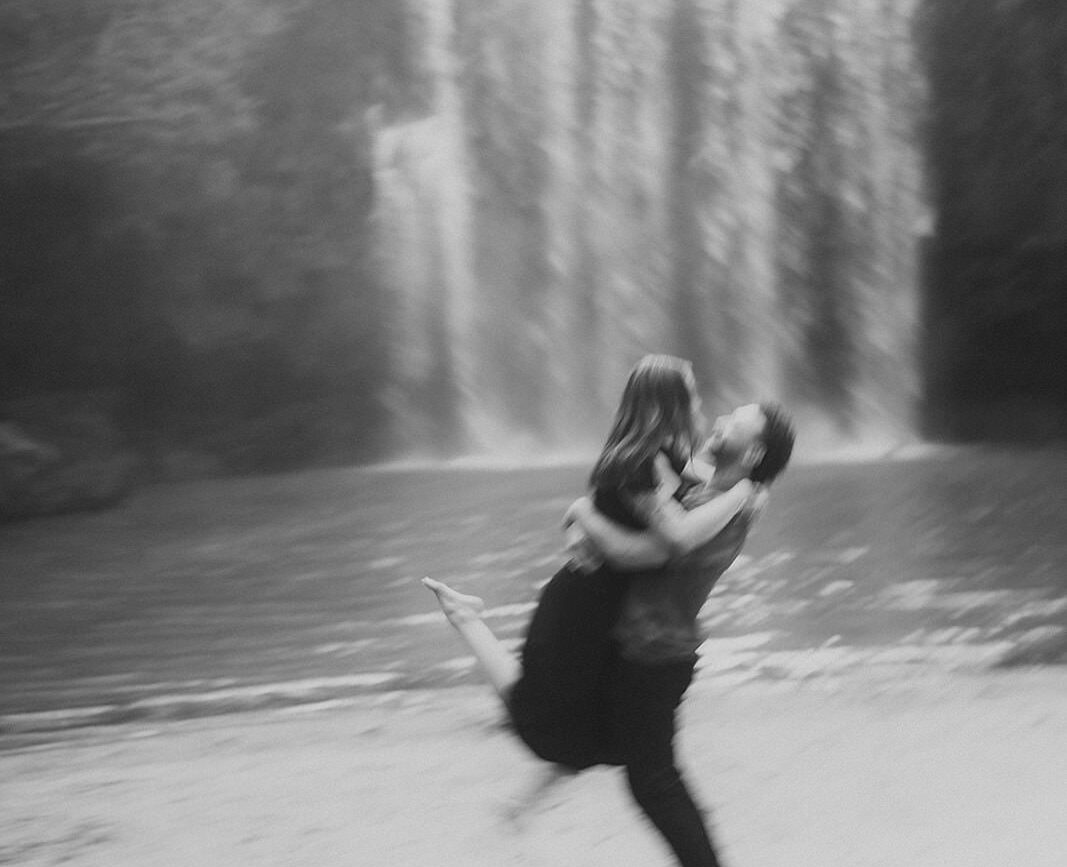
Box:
[750,402,795,484]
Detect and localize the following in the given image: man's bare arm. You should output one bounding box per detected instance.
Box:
[565,498,670,569]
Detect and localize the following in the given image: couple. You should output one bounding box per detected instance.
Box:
[424,354,795,867]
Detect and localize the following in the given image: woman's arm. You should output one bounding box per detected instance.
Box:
[564,477,756,569]
[632,478,755,556]
[563,457,758,570]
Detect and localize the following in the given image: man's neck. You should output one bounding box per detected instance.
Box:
[710,463,748,491]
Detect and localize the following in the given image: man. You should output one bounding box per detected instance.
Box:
[565,402,795,867]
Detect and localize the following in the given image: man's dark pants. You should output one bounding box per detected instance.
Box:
[606,652,722,867]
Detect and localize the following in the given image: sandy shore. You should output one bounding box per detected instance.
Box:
[3,668,1066,866]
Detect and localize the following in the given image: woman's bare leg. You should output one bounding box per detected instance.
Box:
[422,577,520,701]
[423,577,577,824]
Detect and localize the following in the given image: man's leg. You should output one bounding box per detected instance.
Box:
[422,577,520,702]
[609,655,723,867]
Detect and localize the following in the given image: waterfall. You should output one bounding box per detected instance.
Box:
[372,0,929,458]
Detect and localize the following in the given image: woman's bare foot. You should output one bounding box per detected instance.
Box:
[422,577,486,625]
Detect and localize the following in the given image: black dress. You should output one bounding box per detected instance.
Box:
[506,487,647,770]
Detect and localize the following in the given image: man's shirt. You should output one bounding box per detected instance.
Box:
[612,484,752,664]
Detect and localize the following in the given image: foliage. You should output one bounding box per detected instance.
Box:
[917,0,1067,243]
[0,0,409,471]
[0,0,282,147]
[916,0,1067,439]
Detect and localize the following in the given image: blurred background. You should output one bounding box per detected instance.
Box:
[1,0,1067,761]
[1,0,1065,517]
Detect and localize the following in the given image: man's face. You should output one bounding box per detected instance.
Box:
[707,403,766,467]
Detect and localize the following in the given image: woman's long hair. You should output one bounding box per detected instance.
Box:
[589,354,699,495]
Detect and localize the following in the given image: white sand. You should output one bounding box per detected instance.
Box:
[3,669,1066,867]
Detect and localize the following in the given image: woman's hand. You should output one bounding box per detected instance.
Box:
[742,483,769,523]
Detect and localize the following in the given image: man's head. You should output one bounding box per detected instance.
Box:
[707,402,795,484]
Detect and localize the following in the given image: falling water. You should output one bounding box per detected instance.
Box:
[372,0,929,458]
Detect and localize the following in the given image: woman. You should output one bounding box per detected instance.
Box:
[423,355,758,832]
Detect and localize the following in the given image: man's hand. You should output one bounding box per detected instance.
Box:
[564,522,603,574]
[563,495,593,529]
[564,494,672,571]
[563,497,603,573]
[653,452,682,500]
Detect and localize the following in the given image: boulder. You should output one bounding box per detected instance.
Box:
[0,391,140,522]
